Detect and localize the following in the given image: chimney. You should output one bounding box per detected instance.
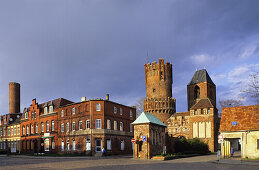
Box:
[81,97,86,102]
[9,82,20,113]
[106,94,109,101]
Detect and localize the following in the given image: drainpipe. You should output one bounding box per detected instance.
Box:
[38,111,41,154]
[90,101,93,156]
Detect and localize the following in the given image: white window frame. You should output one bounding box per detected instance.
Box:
[49,105,53,113]
[26,125,29,135]
[86,120,90,129]
[130,110,133,118]
[114,106,117,114]
[72,107,76,114]
[72,139,76,151]
[107,139,111,151]
[61,141,64,151]
[35,124,38,134]
[44,107,48,114]
[107,119,111,129]
[31,124,33,134]
[72,122,76,131]
[61,110,64,117]
[66,140,70,150]
[120,122,123,131]
[66,123,70,132]
[130,124,133,132]
[79,121,82,130]
[46,121,49,132]
[25,112,28,119]
[121,140,124,150]
[61,123,64,133]
[51,120,55,131]
[120,108,123,115]
[95,119,101,129]
[41,122,44,133]
[96,103,101,111]
[114,121,117,130]
[52,139,55,150]
[86,139,91,150]
[14,126,16,135]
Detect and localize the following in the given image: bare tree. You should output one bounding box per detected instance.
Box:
[242,72,259,104]
[219,99,244,109]
[134,97,145,117]
[218,99,244,117]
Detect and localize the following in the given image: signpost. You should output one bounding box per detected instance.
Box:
[131,138,135,158]
[218,134,223,143]
[142,135,146,142]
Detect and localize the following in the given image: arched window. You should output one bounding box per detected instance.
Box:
[194,86,200,99]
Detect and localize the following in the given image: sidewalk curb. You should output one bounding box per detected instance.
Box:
[212,160,259,166]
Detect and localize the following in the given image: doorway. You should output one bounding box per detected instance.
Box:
[95,139,102,152]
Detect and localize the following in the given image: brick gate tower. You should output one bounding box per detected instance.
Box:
[143,58,176,124]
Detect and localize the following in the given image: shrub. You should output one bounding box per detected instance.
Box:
[174,137,209,154]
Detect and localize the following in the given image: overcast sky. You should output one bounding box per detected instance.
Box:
[0,0,258,115]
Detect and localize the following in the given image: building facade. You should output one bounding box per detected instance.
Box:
[220,105,259,159]
[132,112,166,159]
[57,96,136,155]
[0,113,21,153]
[20,98,73,153]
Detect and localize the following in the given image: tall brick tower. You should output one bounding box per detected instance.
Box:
[187,69,216,110]
[9,82,20,113]
[143,58,176,124]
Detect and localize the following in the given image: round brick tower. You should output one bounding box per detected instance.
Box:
[9,82,20,113]
[144,58,176,124]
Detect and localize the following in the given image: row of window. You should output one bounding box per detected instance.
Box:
[0,141,19,150]
[60,138,125,151]
[60,119,133,132]
[60,104,133,117]
[0,126,20,137]
[193,108,211,115]
[22,120,55,135]
[25,111,37,119]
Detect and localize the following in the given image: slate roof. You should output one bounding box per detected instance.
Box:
[190,98,214,110]
[132,112,167,127]
[188,69,215,85]
[38,98,73,110]
[21,98,73,119]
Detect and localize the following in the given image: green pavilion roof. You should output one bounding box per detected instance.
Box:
[131,112,167,127]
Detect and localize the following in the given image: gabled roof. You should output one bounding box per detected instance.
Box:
[188,69,215,86]
[190,98,214,110]
[220,105,259,131]
[132,112,167,127]
[38,98,73,110]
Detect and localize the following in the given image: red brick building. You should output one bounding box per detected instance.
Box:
[20,98,73,153]
[57,96,136,155]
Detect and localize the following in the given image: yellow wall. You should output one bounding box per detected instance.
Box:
[220,131,259,159]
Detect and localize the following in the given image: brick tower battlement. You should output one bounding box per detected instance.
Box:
[144,58,176,124]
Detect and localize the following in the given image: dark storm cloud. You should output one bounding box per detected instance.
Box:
[0,0,259,114]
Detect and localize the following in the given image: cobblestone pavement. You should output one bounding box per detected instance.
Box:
[0,154,258,170]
